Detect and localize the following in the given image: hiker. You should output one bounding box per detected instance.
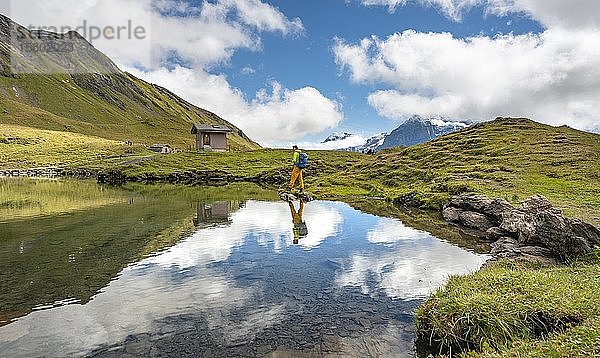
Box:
[289,145,307,192]
[288,201,308,244]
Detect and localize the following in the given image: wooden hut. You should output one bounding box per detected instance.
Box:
[149,144,172,154]
[191,124,232,152]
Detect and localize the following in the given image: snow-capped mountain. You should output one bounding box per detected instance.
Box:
[378,115,470,150]
[344,133,387,153]
[322,132,355,143]
[322,115,470,153]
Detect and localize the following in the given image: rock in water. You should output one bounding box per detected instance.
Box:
[278,191,314,203]
[444,193,600,263]
[279,192,297,202]
[298,192,314,202]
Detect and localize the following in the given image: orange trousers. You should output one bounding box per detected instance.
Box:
[289,166,304,189]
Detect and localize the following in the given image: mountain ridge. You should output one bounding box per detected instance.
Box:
[321,115,470,153]
[378,115,469,150]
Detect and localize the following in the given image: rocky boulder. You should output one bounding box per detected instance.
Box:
[445,194,514,225]
[443,194,600,263]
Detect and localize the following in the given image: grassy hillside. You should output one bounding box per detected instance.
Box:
[0,123,365,185]
[0,124,149,169]
[0,14,258,150]
[0,73,258,150]
[316,118,600,225]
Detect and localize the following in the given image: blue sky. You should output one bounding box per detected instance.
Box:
[218,0,544,142]
[5,0,600,147]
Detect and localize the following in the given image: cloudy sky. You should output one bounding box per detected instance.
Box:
[3,0,600,146]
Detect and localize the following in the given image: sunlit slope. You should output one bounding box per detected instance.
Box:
[0,124,153,169]
[0,74,259,150]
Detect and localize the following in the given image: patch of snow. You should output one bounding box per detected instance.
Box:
[298,134,367,150]
[322,132,354,143]
[429,118,469,128]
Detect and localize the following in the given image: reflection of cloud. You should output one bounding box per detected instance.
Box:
[0,200,343,357]
[337,229,489,299]
[0,261,285,357]
[299,203,343,249]
[367,217,431,244]
[154,201,342,268]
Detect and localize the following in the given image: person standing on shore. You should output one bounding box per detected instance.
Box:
[289,145,306,192]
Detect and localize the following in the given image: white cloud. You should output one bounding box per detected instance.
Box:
[240,66,255,75]
[127,66,343,144]
[220,0,304,34]
[358,0,600,28]
[360,0,481,21]
[334,27,600,132]
[486,0,600,30]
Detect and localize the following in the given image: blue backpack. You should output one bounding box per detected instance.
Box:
[297,152,309,169]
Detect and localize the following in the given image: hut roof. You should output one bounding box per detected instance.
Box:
[191,124,233,134]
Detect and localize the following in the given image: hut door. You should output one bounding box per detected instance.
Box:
[203,133,211,146]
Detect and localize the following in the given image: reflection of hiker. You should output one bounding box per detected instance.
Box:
[290,145,308,192]
[289,201,308,244]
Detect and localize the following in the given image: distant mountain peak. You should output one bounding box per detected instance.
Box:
[378,115,471,150]
[322,132,354,143]
[406,114,469,127]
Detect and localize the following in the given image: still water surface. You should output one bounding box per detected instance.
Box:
[0,179,489,357]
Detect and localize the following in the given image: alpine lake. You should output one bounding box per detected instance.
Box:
[0,178,490,357]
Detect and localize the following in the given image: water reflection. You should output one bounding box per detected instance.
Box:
[193,201,242,227]
[0,184,489,357]
[337,217,489,299]
[288,201,308,244]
